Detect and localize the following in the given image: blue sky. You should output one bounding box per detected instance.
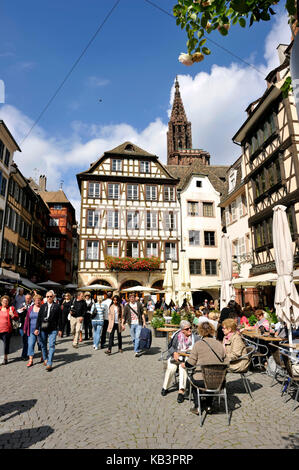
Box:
[0,0,292,219]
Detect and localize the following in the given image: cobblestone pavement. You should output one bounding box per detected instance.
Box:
[1,328,299,449]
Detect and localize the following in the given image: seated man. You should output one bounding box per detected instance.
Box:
[161,320,200,403]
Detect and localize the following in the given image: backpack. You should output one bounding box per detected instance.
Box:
[139,327,152,350]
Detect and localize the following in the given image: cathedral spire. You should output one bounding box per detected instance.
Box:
[170,77,188,123]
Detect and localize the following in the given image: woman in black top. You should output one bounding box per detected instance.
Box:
[61,293,72,337]
[216,300,241,341]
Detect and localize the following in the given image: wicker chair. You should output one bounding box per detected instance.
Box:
[186,364,229,426]
[228,346,255,400]
[268,343,287,388]
[280,351,299,411]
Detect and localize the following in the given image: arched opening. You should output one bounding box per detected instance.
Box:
[192,290,213,308]
[151,280,164,303]
[89,279,112,287]
[120,280,142,300]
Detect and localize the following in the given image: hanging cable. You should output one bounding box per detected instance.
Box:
[21,0,121,145]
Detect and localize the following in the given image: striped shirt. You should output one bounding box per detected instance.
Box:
[92,303,107,322]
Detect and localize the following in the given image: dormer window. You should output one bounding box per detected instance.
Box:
[124,144,134,151]
[228,169,237,193]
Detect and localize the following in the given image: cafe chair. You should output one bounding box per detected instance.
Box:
[268,343,287,388]
[280,351,299,411]
[186,364,229,426]
[249,342,269,372]
[227,346,255,400]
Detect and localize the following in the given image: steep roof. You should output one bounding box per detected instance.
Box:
[166,161,228,194]
[105,141,156,157]
[39,190,70,204]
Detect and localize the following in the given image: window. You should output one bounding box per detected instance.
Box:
[189,230,200,246]
[205,259,217,275]
[146,211,158,230]
[86,240,99,260]
[204,231,215,246]
[0,177,7,197]
[196,181,202,188]
[254,158,282,199]
[164,211,175,230]
[108,183,120,200]
[225,208,230,226]
[165,242,177,261]
[127,184,138,200]
[146,241,158,257]
[127,211,139,229]
[202,202,213,217]
[126,241,139,257]
[45,259,52,273]
[88,182,100,198]
[107,210,119,229]
[228,170,237,192]
[164,186,175,201]
[140,161,150,173]
[53,204,62,210]
[87,210,99,228]
[107,241,119,257]
[49,218,59,227]
[188,201,199,216]
[14,183,20,202]
[146,185,157,201]
[46,237,60,249]
[254,217,273,248]
[4,149,10,167]
[0,209,3,230]
[0,140,4,161]
[111,159,122,171]
[189,259,201,275]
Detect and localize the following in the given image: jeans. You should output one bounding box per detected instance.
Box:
[0,332,11,356]
[92,321,104,348]
[100,319,109,348]
[27,332,39,357]
[39,330,57,366]
[130,324,142,353]
[108,323,122,351]
[19,328,28,358]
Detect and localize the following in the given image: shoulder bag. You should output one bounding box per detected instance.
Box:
[201,338,224,363]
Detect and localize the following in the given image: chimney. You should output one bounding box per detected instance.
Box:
[39,175,47,191]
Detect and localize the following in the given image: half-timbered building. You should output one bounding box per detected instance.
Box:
[76,142,180,291]
[232,43,299,276]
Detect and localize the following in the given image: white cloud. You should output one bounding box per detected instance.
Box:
[0,10,291,219]
[87,76,110,87]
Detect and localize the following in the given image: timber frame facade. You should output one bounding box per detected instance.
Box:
[76,142,180,290]
[233,44,299,275]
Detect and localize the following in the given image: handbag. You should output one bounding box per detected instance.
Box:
[41,320,49,330]
[91,305,97,319]
[11,318,20,330]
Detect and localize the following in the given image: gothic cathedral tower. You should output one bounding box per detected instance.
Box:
[167,77,210,166]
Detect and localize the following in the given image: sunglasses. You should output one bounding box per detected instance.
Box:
[183,327,191,331]
[46,295,53,298]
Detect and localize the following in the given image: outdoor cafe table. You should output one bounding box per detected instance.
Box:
[241,330,283,343]
[156,327,178,348]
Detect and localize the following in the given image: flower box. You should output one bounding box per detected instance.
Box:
[104,256,160,271]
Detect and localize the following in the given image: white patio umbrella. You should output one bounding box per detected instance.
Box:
[220,233,235,310]
[121,286,159,293]
[38,280,63,288]
[163,260,176,306]
[177,251,193,307]
[273,205,299,346]
[78,284,116,291]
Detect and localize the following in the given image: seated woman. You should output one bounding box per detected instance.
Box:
[246,309,270,332]
[222,319,250,372]
[181,322,227,415]
[161,320,199,404]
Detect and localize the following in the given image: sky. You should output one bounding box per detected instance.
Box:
[0,0,292,221]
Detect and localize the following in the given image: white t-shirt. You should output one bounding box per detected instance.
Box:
[129,302,139,325]
[114,306,119,324]
[102,298,112,320]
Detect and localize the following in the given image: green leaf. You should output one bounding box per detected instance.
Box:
[230,0,250,14]
[218,26,229,35]
[202,46,211,55]
[286,0,296,16]
[239,17,246,27]
[199,38,207,47]
[197,29,204,38]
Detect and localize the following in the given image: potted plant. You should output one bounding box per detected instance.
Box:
[248,314,257,326]
[171,311,181,326]
[151,313,165,337]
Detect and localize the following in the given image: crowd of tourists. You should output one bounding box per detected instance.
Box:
[0,288,150,370]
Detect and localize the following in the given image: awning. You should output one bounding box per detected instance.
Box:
[20,277,47,291]
[0,268,20,282]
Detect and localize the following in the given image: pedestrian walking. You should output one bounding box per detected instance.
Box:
[23,295,43,367]
[122,293,146,357]
[70,292,87,348]
[17,293,33,360]
[61,293,72,337]
[83,292,94,340]
[105,295,124,355]
[100,292,112,349]
[35,291,62,371]
[0,296,18,365]
[13,288,25,311]
[92,295,107,350]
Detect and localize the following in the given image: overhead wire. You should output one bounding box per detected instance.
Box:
[144,0,265,77]
[21,0,121,145]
